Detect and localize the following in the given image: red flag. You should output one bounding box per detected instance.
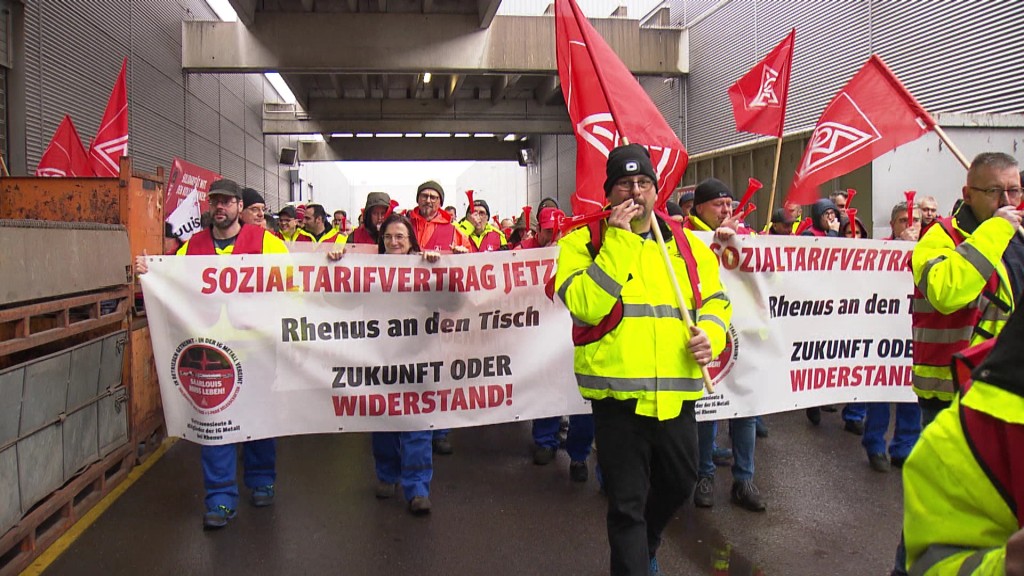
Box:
[35,115,94,177]
[88,57,129,177]
[728,29,795,138]
[555,0,687,215]
[787,55,936,205]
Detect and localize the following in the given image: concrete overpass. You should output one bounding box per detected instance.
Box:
[182,0,687,162]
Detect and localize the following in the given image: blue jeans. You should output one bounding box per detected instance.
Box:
[697,418,756,482]
[862,403,922,458]
[842,403,866,423]
[201,439,276,510]
[372,430,433,500]
[532,414,595,462]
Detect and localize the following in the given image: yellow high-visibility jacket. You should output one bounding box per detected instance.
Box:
[911,213,1016,402]
[555,217,731,420]
[904,381,1021,575]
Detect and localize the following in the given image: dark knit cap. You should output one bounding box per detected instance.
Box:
[693,178,733,205]
[604,144,658,196]
[417,180,445,204]
[208,179,242,199]
[473,199,491,217]
[242,188,265,209]
[278,205,296,219]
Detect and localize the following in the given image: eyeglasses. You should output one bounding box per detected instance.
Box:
[969,186,1023,197]
[246,206,265,214]
[418,193,441,202]
[383,234,408,242]
[209,197,238,206]
[613,178,655,192]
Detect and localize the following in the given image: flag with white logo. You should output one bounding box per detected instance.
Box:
[88,57,129,177]
[35,115,94,177]
[166,186,203,242]
[728,29,794,138]
[786,55,936,206]
[555,0,688,216]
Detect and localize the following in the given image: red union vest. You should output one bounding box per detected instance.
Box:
[422,223,457,251]
[349,226,377,245]
[185,225,266,255]
[912,217,1000,372]
[472,230,503,252]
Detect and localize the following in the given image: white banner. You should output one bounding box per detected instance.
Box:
[141,237,917,445]
[142,249,587,445]
[694,233,917,420]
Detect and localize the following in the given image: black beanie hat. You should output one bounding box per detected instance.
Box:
[693,178,733,205]
[242,187,265,209]
[417,180,445,204]
[604,144,658,196]
[473,199,491,217]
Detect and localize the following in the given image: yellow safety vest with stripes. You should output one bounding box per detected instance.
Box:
[911,215,1016,402]
[904,381,1020,575]
[555,219,731,420]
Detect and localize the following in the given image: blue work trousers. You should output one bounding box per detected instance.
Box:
[202,439,276,510]
[372,430,433,500]
[841,403,866,423]
[532,414,595,462]
[861,403,922,459]
[697,418,755,482]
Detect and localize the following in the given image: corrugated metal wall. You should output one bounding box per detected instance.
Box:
[684,1,1024,154]
[20,0,293,209]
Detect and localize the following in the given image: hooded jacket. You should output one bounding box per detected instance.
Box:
[801,199,840,237]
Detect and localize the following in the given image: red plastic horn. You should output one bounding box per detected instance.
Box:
[492,215,501,227]
[737,203,757,222]
[466,189,475,212]
[737,178,763,213]
[845,208,859,238]
[845,188,857,208]
[559,210,611,235]
[382,199,399,220]
[341,215,347,231]
[522,206,533,228]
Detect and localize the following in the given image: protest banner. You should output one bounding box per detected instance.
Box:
[164,158,221,218]
[141,238,917,445]
[141,248,585,445]
[694,233,917,420]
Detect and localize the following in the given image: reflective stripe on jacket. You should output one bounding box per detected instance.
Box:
[911,215,1015,401]
[904,382,1020,575]
[554,217,731,420]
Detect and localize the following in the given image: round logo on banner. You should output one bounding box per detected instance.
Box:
[706,325,739,385]
[170,339,242,414]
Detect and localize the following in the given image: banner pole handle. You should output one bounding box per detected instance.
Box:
[763,136,784,232]
[647,210,715,393]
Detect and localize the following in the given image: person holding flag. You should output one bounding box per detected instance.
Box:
[555,144,731,576]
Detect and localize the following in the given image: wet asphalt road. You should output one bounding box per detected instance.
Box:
[43,408,905,575]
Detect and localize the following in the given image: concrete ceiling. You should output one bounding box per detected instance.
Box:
[183,0,686,161]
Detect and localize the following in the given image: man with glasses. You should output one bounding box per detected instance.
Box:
[134,179,288,530]
[409,181,471,455]
[899,152,1023,575]
[555,144,731,576]
[241,188,267,228]
[409,180,472,253]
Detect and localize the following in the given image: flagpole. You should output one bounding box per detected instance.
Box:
[932,125,969,170]
[763,135,784,231]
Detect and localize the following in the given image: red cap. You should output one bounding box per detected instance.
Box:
[538,207,563,230]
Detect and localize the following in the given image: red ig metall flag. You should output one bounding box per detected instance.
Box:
[555,0,687,216]
[787,55,936,206]
[88,57,129,177]
[35,115,94,177]
[728,29,795,138]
